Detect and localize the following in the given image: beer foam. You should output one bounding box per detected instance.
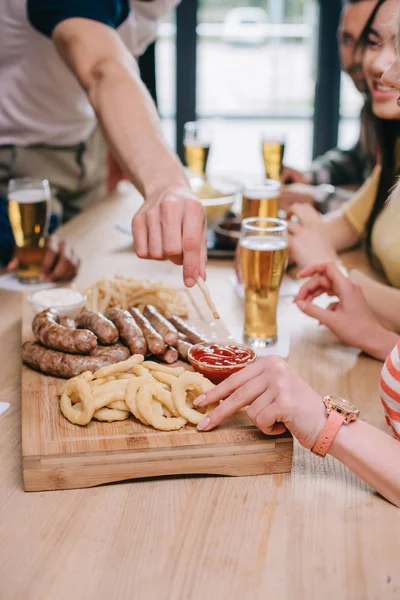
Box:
[185,141,210,148]
[243,183,281,199]
[240,236,288,251]
[9,189,47,203]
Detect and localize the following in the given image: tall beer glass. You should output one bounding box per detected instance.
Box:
[261,134,285,181]
[242,180,281,220]
[239,218,288,347]
[8,178,51,283]
[184,121,212,179]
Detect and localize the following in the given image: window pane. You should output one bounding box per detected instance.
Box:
[197,0,318,175]
[156,13,176,149]
[338,71,363,150]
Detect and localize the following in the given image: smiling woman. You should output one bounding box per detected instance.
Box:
[287,0,400,336]
[363,0,399,118]
[382,2,400,105]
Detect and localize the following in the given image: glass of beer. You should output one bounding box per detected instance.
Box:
[261,134,285,181]
[183,121,212,179]
[239,217,288,348]
[242,180,281,220]
[8,178,51,283]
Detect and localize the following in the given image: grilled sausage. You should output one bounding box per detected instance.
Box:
[58,316,76,330]
[159,346,179,364]
[90,344,130,362]
[128,307,166,355]
[106,308,147,355]
[32,308,97,354]
[21,342,118,379]
[143,305,179,346]
[168,316,207,345]
[76,310,119,345]
[176,339,193,361]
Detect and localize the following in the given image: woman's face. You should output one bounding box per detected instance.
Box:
[381,16,400,103]
[363,0,399,119]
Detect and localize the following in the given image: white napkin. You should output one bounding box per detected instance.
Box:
[0,273,55,293]
[0,402,10,418]
[229,274,301,299]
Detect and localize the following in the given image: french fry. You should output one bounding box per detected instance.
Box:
[83,276,188,318]
[197,278,220,320]
[92,354,144,379]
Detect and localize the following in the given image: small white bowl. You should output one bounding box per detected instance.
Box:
[27,288,86,318]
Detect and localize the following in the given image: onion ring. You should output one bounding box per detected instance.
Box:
[93,407,130,421]
[60,379,95,425]
[137,383,187,431]
[125,377,156,424]
[171,371,216,425]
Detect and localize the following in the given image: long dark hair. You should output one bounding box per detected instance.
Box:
[353,0,399,260]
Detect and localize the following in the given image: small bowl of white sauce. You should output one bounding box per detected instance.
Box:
[28,288,86,317]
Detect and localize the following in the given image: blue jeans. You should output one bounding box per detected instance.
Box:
[0,194,14,266]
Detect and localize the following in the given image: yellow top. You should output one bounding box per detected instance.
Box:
[343,164,400,287]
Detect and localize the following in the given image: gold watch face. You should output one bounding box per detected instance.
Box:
[323,395,359,418]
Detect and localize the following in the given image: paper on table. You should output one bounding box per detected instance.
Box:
[0,273,55,293]
[0,402,10,418]
[116,223,132,236]
[229,274,301,299]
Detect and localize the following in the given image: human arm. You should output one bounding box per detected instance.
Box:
[27,4,206,286]
[308,136,368,187]
[294,263,398,361]
[287,164,380,268]
[287,204,359,269]
[349,270,400,334]
[194,357,400,507]
[330,418,400,507]
[280,166,310,185]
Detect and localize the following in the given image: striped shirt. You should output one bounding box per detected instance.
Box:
[380,340,400,440]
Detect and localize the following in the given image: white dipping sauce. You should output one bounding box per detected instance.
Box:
[28,288,85,317]
[30,288,84,307]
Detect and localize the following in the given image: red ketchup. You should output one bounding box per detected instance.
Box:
[188,344,256,384]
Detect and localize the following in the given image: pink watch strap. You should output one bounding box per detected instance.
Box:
[312,410,345,457]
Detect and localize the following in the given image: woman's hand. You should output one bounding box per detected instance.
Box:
[279,183,316,211]
[287,203,322,228]
[288,221,338,268]
[281,166,308,185]
[7,236,80,282]
[295,263,398,360]
[194,356,327,449]
[287,203,338,268]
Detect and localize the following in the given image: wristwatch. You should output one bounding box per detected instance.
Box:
[312,395,360,457]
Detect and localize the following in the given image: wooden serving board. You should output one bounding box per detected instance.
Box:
[21,290,293,492]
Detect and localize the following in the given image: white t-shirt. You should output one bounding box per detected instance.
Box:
[0,0,177,147]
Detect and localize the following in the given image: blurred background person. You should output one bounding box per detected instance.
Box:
[288,0,400,335]
[280,0,380,210]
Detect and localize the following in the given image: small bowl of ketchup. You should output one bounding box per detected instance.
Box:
[188,342,256,385]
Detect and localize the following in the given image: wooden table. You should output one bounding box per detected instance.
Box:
[1,186,399,600]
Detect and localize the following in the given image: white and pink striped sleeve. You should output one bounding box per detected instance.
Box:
[380,340,400,441]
